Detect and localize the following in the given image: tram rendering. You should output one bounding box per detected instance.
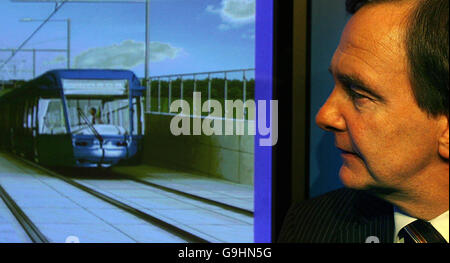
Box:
[0,69,145,168]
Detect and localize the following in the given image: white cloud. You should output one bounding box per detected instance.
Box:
[44,55,66,66]
[206,0,255,29]
[72,40,181,69]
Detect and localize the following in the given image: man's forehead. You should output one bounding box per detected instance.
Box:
[335,2,413,72]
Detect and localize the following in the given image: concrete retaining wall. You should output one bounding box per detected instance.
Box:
[142,113,254,185]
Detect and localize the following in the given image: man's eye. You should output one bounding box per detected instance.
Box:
[345,86,373,106]
[348,90,368,101]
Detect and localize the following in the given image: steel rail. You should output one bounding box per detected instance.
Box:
[147,68,255,79]
[12,156,210,243]
[121,175,254,217]
[145,68,255,116]
[0,184,49,243]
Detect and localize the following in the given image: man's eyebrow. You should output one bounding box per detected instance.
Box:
[328,66,385,102]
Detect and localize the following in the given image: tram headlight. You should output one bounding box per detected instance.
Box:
[116,141,127,147]
[75,141,88,147]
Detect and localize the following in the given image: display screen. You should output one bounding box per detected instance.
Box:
[61,79,128,96]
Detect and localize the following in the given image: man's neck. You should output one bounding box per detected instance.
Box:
[376,165,449,221]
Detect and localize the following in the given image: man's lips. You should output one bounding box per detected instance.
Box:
[335,141,360,157]
[337,148,358,156]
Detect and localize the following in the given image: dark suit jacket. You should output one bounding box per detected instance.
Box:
[278,188,394,243]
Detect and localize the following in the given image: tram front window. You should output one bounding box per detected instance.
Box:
[61,78,138,136]
[66,97,131,136]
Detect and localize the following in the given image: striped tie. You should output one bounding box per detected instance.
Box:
[399,219,447,243]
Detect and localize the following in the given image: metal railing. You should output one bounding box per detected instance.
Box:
[145,68,255,120]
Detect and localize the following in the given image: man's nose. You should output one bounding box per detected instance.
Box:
[315,88,346,132]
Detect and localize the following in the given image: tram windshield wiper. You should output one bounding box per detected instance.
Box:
[76,107,104,146]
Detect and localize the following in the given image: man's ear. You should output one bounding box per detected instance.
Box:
[438,116,449,160]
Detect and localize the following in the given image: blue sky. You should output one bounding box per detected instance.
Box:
[0,0,255,80]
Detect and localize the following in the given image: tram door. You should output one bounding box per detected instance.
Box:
[36,98,72,166]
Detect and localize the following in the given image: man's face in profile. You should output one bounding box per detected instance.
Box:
[315,3,448,193]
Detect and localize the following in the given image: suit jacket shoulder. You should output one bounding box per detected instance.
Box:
[278,188,394,243]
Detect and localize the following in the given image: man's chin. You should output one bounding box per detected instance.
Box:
[339,166,399,197]
[338,165,371,190]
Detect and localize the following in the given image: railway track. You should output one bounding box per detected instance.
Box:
[3,153,253,242]
[9,155,210,243]
[0,184,49,243]
[55,167,253,217]
[123,176,253,217]
[53,167,253,242]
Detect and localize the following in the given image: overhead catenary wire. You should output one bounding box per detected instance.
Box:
[0,0,68,72]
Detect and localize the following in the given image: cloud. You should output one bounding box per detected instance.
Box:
[43,55,66,66]
[72,40,181,69]
[206,0,255,29]
[150,41,181,62]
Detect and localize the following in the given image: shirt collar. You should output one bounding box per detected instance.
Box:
[394,207,449,243]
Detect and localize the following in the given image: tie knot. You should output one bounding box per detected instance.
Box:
[399,219,447,243]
